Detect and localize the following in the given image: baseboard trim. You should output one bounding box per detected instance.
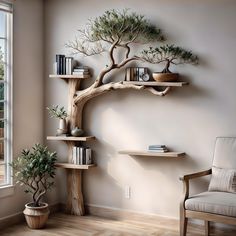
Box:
[0,202,62,230]
[85,203,179,223]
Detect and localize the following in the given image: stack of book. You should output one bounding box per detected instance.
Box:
[148,145,169,153]
[72,147,92,165]
[72,66,90,76]
[55,54,75,75]
[125,67,148,81]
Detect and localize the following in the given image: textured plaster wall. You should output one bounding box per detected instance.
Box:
[44,0,236,218]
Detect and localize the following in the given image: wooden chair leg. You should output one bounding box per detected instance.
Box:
[205,220,210,236]
[180,208,188,236]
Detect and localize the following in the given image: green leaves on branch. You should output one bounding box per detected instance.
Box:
[141,44,198,73]
[47,105,68,119]
[90,9,164,44]
[66,9,164,56]
[10,144,57,207]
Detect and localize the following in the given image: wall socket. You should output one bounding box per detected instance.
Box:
[125,185,131,199]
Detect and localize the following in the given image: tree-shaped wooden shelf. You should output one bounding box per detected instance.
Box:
[49,74,90,79]
[55,162,96,169]
[47,136,95,142]
[119,150,185,158]
[123,81,188,87]
[47,9,197,217]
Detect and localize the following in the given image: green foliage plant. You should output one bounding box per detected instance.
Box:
[47,105,68,119]
[10,144,57,207]
[141,44,198,73]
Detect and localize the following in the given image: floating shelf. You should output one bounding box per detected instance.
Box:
[49,74,90,79]
[123,81,188,87]
[119,150,185,157]
[47,136,95,142]
[55,162,96,170]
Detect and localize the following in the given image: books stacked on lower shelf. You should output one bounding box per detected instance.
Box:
[148,145,169,153]
[72,66,90,76]
[72,146,93,165]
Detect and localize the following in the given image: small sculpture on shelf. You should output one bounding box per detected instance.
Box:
[71,127,84,137]
[47,105,68,136]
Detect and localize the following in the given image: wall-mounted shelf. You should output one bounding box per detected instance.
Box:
[123,81,188,87]
[119,150,185,157]
[47,136,95,142]
[55,162,96,170]
[49,74,90,80]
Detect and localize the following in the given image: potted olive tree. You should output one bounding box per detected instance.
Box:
[141,44,198,82]
[47,105,68,136]
[10,144,57,229]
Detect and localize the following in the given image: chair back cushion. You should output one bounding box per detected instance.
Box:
[213,137,236,169]
[208,166,236,192]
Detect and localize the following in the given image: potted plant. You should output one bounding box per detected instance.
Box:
[141,44,198,82]
[10,144,57,229]
[47,105,68,136]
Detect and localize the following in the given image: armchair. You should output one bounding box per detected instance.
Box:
[180,137,236,236]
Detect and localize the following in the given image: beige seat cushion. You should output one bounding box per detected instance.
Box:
[185,191,236,217]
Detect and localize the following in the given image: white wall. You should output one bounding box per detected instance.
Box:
[44,0,236,218]
[0,0,44,219]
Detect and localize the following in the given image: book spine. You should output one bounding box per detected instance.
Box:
[126,68,131,81]
[79,147,83,165]
[86,148,92,164]
[69,58,72,75]
[72,146,77,164]
[76,147,80,164]
[56,55,61,74]
[63,56,66,75]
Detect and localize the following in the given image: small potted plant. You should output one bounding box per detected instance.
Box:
[47,105,68,136]
[10,144,57,229]
[141,44,198,82]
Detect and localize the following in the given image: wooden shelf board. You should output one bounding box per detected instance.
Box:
[123,81,188,87]
[49,74,90,79]
[55,162,96,170]
[47,136,95,141]
[118,150,185,157]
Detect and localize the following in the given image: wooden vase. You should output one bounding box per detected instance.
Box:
[23,202,50,229]
[152,72,179,82]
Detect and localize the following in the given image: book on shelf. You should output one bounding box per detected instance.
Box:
[148,145,169,153]
[72,146,93,165]
[72,66,90,76]
[125,67,148,81]
[55,55,76,75]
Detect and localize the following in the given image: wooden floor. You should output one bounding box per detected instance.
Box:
[1,213,236,236]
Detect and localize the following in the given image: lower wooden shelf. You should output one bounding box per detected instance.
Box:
[118,150,185,157]
[55,162,96,170]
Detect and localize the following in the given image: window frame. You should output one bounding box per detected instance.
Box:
[0,1,13,189]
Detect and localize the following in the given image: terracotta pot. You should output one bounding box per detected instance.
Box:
[152,72,179,82]
[23,202,50,229]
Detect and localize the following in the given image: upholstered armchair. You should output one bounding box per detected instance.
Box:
[180,137,236,236]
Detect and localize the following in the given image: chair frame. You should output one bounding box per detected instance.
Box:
[179,168,236,236]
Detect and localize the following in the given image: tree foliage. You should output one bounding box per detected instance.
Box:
[141,44,198,73]
[10,144,57,207]
[66,9,164,56]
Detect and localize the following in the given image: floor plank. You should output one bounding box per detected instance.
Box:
[1,213,236,236]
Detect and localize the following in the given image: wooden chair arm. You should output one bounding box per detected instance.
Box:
[179,169,212,181]
[179,169,212,205]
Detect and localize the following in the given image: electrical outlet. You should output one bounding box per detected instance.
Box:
[125,185,131,199]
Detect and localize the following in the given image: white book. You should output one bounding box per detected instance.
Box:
[85,148,92,164]
[72,146,77,164]
[76,147,81,164]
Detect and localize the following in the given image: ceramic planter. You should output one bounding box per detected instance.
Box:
[23,202,49,229]
[57,118,67,136]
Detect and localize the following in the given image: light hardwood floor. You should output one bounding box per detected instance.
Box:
[1,213,236,236]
